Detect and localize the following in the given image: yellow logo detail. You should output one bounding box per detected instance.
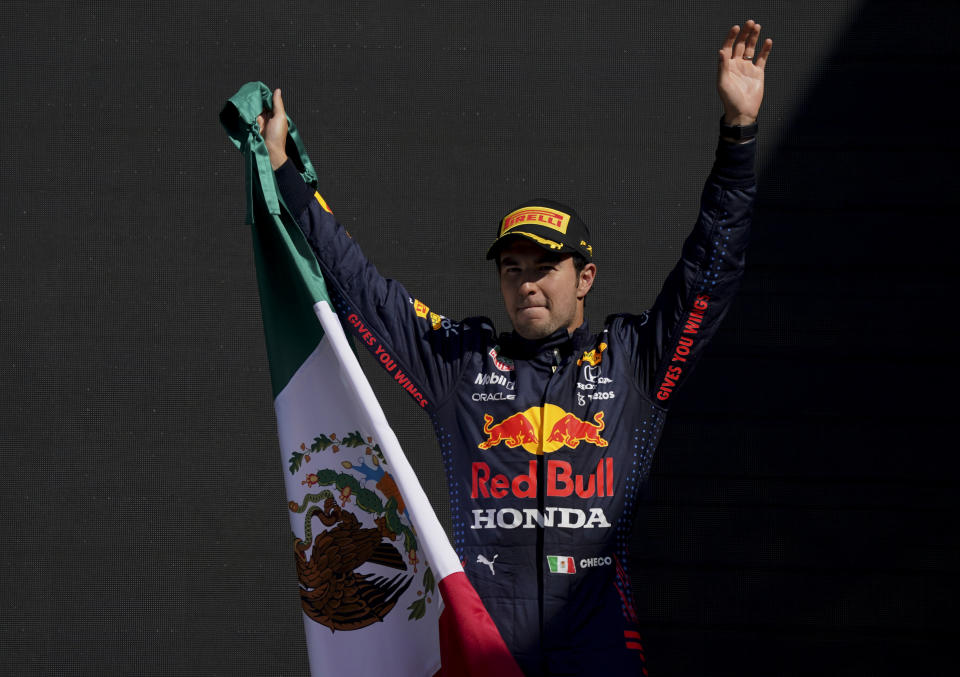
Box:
[522,232,563,250]
[413,299,429,319]
[501,207,570,236]
[580,240,593,256]
[577,342,608,366]
[314,192,333,214]
[429,312,443,331]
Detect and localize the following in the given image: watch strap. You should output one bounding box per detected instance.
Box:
[720,116,758,140]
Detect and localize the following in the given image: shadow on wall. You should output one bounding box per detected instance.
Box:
[632,1,960,675]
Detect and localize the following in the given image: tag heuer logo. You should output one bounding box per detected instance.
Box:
[547,555,576,574]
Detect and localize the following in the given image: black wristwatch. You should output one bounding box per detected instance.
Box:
[720,116,758,141]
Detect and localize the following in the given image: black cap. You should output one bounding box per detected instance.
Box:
[486,199,593,261]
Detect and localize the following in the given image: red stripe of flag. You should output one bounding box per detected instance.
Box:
[434,571,524,677]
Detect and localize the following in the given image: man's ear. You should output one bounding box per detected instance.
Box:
[577,263,597,299]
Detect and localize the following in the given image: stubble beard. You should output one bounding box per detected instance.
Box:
[512,307,575,341]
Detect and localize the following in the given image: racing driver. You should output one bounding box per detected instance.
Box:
[255,20,772,677]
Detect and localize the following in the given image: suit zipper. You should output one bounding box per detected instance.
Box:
[537,346,563,673]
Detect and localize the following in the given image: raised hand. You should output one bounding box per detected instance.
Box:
[717,20,773,126]
[256,88,289,170]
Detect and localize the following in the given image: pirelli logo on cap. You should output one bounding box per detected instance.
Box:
[500,207,570,237]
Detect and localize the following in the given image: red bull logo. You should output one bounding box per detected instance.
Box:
[477,404,608,454]
[547,412,607,449]
[472,458,615,499]
[478,412,539,450]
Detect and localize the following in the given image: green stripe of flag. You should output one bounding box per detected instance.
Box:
[249,202,330,398]
[221,81,333,397]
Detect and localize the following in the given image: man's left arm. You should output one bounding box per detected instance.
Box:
[631,20,773,404]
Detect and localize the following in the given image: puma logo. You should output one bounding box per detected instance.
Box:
[476,553,499,575]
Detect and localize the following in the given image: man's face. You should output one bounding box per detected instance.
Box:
[498,239,596,340]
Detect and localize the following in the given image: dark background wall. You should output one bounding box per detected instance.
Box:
[2,1,956,675]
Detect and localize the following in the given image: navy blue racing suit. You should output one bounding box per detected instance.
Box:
[274,137,756,676]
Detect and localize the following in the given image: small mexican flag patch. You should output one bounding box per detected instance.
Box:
[547,555,576,574]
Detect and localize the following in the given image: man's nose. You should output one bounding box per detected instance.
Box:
[519,277,539,294]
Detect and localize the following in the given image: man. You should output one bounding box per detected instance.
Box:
[255,20,771,676]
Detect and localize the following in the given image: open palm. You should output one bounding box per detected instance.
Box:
[718,20,773,126]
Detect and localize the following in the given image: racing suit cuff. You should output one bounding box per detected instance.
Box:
[711,137,756,188]
[274,158,316,217]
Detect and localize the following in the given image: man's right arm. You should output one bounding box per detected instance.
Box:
[258,88,290,170]
[260,91,473,411]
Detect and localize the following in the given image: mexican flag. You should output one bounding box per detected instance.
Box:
[221,82,521,677]
[547,556,577,575]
